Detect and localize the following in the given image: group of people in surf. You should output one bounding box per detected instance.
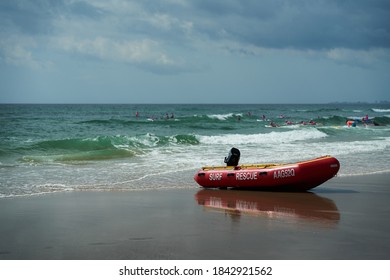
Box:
[252,112,318,128]
[135,111,175,120]
[134,110,379,127]
[346,114,379,127]
[269,119,317,127]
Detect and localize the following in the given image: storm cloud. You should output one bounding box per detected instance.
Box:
[0,0,389,103]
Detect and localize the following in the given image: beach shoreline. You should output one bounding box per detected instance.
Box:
[1,173,390,260]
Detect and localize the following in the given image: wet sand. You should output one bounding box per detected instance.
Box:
[0,173,390,260]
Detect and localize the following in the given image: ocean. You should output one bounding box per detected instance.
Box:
[1,103,389,198]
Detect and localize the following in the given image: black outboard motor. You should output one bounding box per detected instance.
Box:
[224,147,240,166]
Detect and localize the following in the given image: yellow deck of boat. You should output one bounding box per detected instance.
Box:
[200,156,332,171]
[201,163,282,171]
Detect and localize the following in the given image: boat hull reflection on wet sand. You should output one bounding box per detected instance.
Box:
[195,189,340,225]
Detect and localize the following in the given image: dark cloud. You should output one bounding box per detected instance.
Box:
[67,1,103,18]
[0,0,64,35]
[0,0,389,103]
[189,0,390,50]
[193,0,281,19]
[1,0,389,75]
[1,0,389,50]
[0,0,103,35]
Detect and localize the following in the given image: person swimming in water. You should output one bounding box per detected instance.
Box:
[346,120,356,127]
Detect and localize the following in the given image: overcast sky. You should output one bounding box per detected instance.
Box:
[0,0,389,103]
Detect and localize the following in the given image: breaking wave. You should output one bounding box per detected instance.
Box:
[197,129,327,145]
[17,134,200,163]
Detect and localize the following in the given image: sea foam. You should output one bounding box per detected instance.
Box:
[197,129,327,145]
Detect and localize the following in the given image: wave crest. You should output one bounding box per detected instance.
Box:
[19,134,200,163]
[372,108,390,113]
[197,129,327,145]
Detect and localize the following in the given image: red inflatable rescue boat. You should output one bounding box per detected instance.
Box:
[194,148,340,191]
